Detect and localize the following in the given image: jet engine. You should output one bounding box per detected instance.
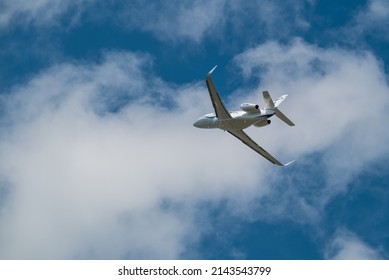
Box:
[240,103,259,112]
[254,119,271,127]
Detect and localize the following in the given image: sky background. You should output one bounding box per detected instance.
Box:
[0,0,389,259]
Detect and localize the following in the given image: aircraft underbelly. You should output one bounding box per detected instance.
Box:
[216,118,255,130]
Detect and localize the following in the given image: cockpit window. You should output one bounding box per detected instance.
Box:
[205,113,216,118]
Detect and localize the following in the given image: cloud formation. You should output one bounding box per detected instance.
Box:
[117,0,226,43]
[0,0,94,28]
[1,37,388,259]
[233,38,389,220]
[325,228,383,259]
[355,0,389,28]
[0,0,312,44]
[0,51,271,259]
[117,0,311,43]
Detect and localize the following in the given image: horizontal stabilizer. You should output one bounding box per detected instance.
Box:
[275,108,295,126]
[274,95,288,108]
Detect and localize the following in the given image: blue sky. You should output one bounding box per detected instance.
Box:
[0,0,388,259]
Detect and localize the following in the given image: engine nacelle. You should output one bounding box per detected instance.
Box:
[240,103,259,112]
[254,119,271,127]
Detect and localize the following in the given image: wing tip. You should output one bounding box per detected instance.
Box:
[283,160,295,167]
[207,65,218,76]
[274,159,295,167]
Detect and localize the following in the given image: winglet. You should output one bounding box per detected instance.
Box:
[208,65,218,76]
[283,160,295,167]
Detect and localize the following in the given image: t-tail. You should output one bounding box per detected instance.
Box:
[262,91,295,126]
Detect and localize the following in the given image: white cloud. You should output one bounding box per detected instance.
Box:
[368,0,389,18]
[1,38,389,259]
[233,38,389,220]
[0,0,94,28]
[0,51,270,259]
[117,0,312,43]
[0,0,312,44]
[0,0,227,42]
[359,0,389,21]
[115,0,227,43]
[347,0,389,41]
[325,229,382,259]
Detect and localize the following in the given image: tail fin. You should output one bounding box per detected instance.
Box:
[262,91,275,109]
[262,91,295,126]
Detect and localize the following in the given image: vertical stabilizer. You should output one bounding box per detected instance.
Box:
[262,91,275,109]
[263,91,295,126]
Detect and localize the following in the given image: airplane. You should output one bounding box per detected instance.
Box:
[193,65,295,166]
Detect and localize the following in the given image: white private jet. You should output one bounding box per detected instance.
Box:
[193,66,295,166]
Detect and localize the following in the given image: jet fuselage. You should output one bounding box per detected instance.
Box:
[193,109,275,131]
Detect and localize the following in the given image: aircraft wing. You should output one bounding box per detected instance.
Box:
[228,129,284,166]
[205,66,232,119]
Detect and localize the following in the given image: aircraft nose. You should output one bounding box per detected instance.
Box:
[193,119,201,128]
[193,117,205,128]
